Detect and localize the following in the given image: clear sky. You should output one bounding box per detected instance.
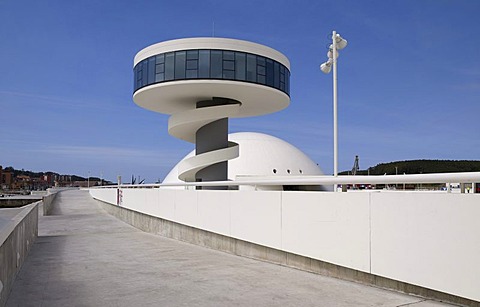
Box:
[1,0,479,183]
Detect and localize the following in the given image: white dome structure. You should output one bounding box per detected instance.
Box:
[163,132,329,191]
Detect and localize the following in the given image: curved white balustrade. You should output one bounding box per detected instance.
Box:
[178,142,239,181]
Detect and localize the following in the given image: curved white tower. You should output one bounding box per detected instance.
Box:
[133,38,291,188]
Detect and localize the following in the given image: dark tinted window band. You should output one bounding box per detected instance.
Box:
[134,49,290,96]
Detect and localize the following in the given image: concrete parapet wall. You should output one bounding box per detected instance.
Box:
[42,188,76,216]
[0,202,38,306]
[42,192,58,216]
[90,188,480,305]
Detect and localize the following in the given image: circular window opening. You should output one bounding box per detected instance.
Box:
[273,169,277,174]
[287,169,291,174]
[299,169,303,174]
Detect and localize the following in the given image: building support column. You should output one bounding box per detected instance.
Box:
[195,98,238,190]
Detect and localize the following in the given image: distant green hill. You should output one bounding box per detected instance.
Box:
[340,160,480,175]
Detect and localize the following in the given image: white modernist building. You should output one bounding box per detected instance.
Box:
[133,37,292,188]
[105,37,480,305]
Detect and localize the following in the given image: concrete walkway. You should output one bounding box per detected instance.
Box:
[7,190,454,306]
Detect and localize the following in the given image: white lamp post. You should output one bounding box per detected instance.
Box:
[320,30,347,191]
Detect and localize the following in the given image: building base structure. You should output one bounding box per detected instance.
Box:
[90,188,480,306]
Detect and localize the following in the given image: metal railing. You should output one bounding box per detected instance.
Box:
[89,172,480,191]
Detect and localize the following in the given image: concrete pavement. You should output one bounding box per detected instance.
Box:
[6,190,456,306]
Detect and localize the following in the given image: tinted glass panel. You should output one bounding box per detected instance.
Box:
[165,52,174,81]
[156,63,165,74]
[257,65,265,75]
[223,70,234,79]
[186,60,197,70]
[142,61,148,86]
[246,54,256,82]
[286,71,290,93]
[155,73,164,82]
[187,50,198,60]
[266,59,274,86]
[223,60,234,71]
[223,51,234,60]
[156,54,164,64]
[148,58,155,84]
[186,70,198,78]
[274,62,280,89]
[175,51,186,79]
[198,50,210,78]
[210,50,222,78]
[235,53,246,80]
[133,67,139,89]
[257,57,265,66]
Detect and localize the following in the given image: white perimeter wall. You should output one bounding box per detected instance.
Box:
[90,188,480,302]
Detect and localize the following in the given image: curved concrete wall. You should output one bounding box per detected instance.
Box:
[42,192,57,216]
[90,188,480,303]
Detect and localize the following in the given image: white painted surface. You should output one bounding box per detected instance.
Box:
[90,188,117,205]
[153,189,175,221]
[370,192,480,301]
[197,191,231,236]
[230,191,282,249]
[168,104,240,142]
[282,192,371,272]
[89,188,480,301]
[133,80,290,117]
[172,190,198,228]
[178,143,239,182]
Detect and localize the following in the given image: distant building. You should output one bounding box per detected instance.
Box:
[43,173,55,186]
[0,166,13,190]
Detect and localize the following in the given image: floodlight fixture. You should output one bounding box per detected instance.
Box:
[335,33,348,50]
[327,47,339,59]
[320,59,333,74]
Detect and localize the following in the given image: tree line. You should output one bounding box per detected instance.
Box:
[340,160,480,175]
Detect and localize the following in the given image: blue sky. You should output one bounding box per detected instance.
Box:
[1,0,479,183]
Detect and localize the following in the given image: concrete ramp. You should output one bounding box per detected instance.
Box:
[6,190,454,306]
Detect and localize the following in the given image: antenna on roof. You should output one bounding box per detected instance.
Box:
[212,21,215,37]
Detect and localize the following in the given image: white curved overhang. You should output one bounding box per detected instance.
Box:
[134,37,290,70]
[133,80,290,116]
